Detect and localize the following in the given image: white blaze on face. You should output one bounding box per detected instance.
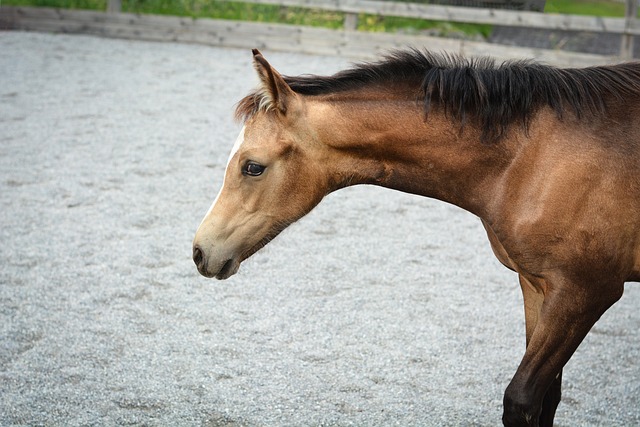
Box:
[200,126,246,225]
[227,126,246,166]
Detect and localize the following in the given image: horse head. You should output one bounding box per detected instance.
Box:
[192,50,329,279]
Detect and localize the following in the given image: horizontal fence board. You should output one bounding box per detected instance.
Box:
[1,6,617,67]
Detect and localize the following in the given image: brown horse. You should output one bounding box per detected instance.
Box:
[192,49,640,426]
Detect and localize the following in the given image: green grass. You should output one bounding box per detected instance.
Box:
[122,0,345,28]
[544,0,626,17]
[2,0,630,37]
[357,13,492,38]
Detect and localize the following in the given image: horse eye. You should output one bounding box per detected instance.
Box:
[242,162,265,177]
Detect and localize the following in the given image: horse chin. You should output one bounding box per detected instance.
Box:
[214,258,241,280]
[208,227,285,280]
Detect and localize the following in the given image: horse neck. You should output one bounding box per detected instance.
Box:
[306,92,514,217]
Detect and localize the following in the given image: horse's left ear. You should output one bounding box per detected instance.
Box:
[252,49,296,115]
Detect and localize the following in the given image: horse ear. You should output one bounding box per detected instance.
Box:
[252,49,295,115]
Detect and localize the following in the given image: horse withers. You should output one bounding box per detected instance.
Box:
[192,49,640,426]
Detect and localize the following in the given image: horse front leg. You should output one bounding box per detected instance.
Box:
[539,370,562,426]
[518,275,562,427]
[503,273,623,427]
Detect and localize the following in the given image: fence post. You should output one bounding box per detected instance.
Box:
[107,0,121,13]
[621,0,638,58]
[344,13,358,31]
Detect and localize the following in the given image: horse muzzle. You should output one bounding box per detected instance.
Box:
[192,242,241,280]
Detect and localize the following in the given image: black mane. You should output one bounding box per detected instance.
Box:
[238,50,640,143]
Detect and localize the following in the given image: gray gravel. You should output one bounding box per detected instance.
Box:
[1,31,638,427]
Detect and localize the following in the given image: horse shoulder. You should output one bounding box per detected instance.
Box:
[483,113,640,283]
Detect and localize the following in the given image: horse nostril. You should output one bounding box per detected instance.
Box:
[193,245,204,268]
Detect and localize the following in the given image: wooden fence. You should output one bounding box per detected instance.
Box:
[105,0,640,58]
[1,0,638,64]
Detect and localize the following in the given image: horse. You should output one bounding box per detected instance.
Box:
[192,48,640,426]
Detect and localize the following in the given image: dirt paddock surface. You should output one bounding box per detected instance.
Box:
[1,31,639,426]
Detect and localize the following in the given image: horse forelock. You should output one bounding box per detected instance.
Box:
[236,49,640,142]
[235,89,273,123]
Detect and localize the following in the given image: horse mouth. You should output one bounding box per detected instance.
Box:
[195,223,290,280]
[193,247,240,280]
[211,238,270,280]
[215,258,240,280]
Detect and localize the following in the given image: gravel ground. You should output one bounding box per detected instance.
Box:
[0,31,638,426]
